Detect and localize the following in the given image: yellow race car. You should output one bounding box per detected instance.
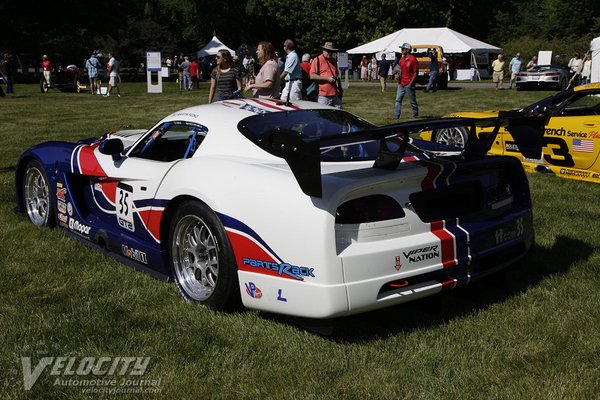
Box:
[420,84,600,183]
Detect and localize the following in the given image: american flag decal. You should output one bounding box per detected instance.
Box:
[572,139,594,153]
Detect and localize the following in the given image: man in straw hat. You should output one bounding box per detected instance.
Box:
[309,41,342,108]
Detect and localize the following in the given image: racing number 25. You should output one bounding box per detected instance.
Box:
[543,137,575,167]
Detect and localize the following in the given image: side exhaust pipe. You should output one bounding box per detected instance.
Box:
[534,164,553,174]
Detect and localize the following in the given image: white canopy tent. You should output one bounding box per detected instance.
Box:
[347,27,500,55]
[347,27,501,80]
[591,36,600,83]
[197,35,236,58]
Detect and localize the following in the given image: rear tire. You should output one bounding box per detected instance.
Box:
[433,127,468,149]
[169,200,239,310]
[22,159,55,227]
[438,72,448,89]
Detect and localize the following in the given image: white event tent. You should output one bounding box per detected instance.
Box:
[347,27,501,80]
[591,36,600,83]
[197,35,236,58]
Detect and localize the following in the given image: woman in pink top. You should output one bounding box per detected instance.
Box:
[360,56,369,80]
[245,41,280,98]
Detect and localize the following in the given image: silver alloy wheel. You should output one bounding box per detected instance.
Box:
[171,215,219,301]
[435,127,467,149]
[24,165,50,226]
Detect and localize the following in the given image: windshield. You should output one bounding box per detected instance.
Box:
[238,109,381,161]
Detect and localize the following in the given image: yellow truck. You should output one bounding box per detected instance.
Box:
[410,45,448,89]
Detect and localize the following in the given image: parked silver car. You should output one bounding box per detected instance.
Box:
[515,65,570,91]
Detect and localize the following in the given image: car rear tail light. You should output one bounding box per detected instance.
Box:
[336,195,405,224]
[516,73,527,77]
[546,73,560,76]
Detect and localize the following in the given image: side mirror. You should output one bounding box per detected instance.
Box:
[99,138,124,160]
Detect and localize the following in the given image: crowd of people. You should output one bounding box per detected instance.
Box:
[1,41,595,120]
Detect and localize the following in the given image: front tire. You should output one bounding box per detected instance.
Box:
[169,200,239,310]
[22,159,55,227]
[40,78,49,93]
[433,127,468,149]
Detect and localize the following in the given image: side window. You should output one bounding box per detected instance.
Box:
[561,93,600,116]
[129,122,207,161]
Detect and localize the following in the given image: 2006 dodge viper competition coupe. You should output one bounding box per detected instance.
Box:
[16,98,545,318]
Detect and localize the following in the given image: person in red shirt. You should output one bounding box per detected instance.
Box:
[392,43,419,119]
[300,53,311,78]
[41,55,52,87]
[309,41,342,108]
[190,58,199,89]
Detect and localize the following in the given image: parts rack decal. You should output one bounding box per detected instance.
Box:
[218,212,315,281]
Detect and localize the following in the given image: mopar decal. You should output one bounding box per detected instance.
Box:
[403,245,440,263]
[68,218,91,236]
[242,258,315,281]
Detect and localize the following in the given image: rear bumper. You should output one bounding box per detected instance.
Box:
[516,81,561,90]
[239,211,533,318]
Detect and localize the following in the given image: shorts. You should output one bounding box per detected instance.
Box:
[109,75,121,86]
[492,71,503,83]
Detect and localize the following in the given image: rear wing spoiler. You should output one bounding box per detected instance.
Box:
[264,114,547,197]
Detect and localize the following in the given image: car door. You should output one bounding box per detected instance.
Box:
[542,90,600,171]
[76,121,206,244]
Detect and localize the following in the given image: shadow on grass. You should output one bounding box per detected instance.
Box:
[266,235,594,340]
[0,165,16,173]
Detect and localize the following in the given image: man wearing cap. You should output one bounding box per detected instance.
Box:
[392,42,419,119]
[309,41,342,108]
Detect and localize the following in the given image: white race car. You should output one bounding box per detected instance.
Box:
[16,98,543,318]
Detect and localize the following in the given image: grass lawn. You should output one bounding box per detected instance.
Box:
[1,82,599,399]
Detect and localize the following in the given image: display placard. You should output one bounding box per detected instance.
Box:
[146,51,162,71]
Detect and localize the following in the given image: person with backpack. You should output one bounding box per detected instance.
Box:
[309,41,342,108]
[85,51,101,94]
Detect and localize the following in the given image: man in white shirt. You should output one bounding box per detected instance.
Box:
[280,39,303,102]
[104,52,121,97]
